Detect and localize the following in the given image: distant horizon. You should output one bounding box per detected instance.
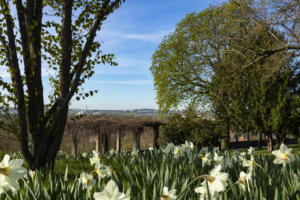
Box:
[69,107,157,111]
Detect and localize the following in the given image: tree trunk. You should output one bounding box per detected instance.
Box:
[27,109,68,171]
[246,132,250,141]
[220,137,229,150]
[267,133,273,152]
[220,120,230,151]
[152,125,159,149]
[275,134,280,149]
[257,132,262,149]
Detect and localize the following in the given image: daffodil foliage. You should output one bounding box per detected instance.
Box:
[0,143,299,199]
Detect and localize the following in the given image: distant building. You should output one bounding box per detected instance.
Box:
[92,112,100,115]
[75,110,86,116]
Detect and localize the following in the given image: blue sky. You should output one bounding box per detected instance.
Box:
[69,0,224,110]
[0,0,222,110]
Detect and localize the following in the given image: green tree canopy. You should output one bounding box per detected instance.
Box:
[150,0,299,150]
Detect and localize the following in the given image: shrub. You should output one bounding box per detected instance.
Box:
[159,112,220,147]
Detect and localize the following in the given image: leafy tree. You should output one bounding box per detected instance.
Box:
[150,1,299,150]
[151,2,259,149]
[0,0,125,169]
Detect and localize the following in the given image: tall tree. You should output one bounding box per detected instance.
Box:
[150,1,299,150]
[150,2,259,149]
[0,0,125,169]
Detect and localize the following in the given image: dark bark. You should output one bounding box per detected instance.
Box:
[276,134,280,149]
[257,132,262,149]
[220,120,230,150]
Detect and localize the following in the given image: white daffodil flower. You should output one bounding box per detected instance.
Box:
[94,180,130,200]
[213,152,224,166]
[242,155,256,172]
[194,165,229,199]
[248,147,255,155]
[0,154,27,194]
[200,152,211,167]
[82,152,88,158]
[184,141,194,150]
[213,147,219,153]
[90,150,102,167]
[239,152,247,162]
[160,186,177,200]
[272,143,295,166]
[79,172,96,189]
[95,166,112,179]
[238,171,252,191]
[173,146,181,157]
[148,147,154,151]
[29,170,36,179]
[163,143,175,154]
[195,186,219,200]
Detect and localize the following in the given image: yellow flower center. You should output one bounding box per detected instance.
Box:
[0,167,9,176]
[161,195,169,200]
[239,177,246,185]
[281,153,288,160]
[201,156,204,160]
[83,178,89,185]
[251,160,255,167]
[207,176,215,183]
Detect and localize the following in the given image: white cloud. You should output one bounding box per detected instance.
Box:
[94,57,151,75]
[89,80,153,85]
[99,29,171,43]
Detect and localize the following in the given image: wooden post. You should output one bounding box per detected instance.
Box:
[152,125,159,149]
[103,132,109,153]
[71,127,78,156]
[97,128,101,152]
[133,127,143,151]
[116,128,122,152]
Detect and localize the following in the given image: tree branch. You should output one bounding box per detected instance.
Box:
[45,0,123,132]
[0,0,33,162]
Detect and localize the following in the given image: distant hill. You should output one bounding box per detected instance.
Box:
[69,108,158,117]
